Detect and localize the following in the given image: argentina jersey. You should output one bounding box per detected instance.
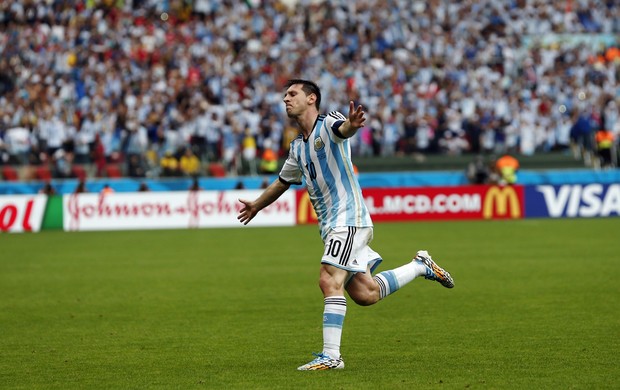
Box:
[279,111,373,240]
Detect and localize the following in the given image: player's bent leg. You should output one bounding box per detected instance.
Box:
[346,269,382,306]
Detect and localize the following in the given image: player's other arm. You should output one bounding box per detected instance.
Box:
[237,178,290,225]
[336,101,366,139]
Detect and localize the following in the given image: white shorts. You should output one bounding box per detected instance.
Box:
[321,226,382,274]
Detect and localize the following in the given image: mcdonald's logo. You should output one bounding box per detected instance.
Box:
[482,186,522,219]
[297,191,318,224]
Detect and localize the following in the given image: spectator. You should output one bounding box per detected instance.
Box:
[179,148,201,177]
[570,111,595,167]
[39,182,56,196]
[259,139,278,175]
[221,118,240,175]
[75,112,98,164]
[381,112,401,157]
[74,179,87,194]
[189,177,201,191]
[595,128,615,168]
[52,149,73,179]
[438,131,469,156]
[204,111,223,162]
[242,129,258,176]
[101,184,114,195]
[0,136,9,164]
[123,119,149,176]
[127,154,147,178]
[160,151,180,177]
[92,134,107,178]
[495,154,520,185]
[4,121,30,165]
[39,113,67,159]
[466,155,490,185]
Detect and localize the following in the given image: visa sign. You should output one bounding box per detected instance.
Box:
[526,184,620,218]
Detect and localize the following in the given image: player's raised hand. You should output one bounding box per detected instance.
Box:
[237,199,258,225]
[348,101,366,129]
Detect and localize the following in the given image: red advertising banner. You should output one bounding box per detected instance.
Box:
[296,185,524,224]
[0,195,47,233]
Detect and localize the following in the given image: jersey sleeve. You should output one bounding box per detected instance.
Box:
[278,146,302,185]
[324,111,348,142]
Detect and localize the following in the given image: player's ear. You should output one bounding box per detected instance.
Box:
[307,93,316,106]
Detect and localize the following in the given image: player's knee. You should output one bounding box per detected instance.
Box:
[346,274,381,306]
[350,290,379,306]
[318,272,343,296]
[349,284,380,306]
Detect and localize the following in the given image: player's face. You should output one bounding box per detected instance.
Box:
[283,84,310,118]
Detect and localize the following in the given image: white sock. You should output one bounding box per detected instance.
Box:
[322,296,346,359]
[373,260,427,299]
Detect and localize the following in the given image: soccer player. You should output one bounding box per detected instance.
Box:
[237,79,454,370]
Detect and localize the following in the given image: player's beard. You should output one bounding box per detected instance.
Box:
[285,108,299,119]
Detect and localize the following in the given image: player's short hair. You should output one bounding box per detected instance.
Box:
[285,79,321,109]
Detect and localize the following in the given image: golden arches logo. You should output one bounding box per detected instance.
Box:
[483,186,521,219]
[297,191,317,224]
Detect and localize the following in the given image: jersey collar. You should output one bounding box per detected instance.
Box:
[302,115,322,143]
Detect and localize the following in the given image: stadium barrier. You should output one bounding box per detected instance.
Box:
[1,184,618,233]
[2,169,620,195]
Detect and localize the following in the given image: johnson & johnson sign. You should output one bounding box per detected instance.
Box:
[63,191,295,231]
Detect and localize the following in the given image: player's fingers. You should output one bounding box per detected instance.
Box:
[357,107,365,120]
[238,208,255,223]
[241,213,253,224]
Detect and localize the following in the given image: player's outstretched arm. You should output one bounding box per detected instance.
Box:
[337,101,366,138]
[237,179,290,225]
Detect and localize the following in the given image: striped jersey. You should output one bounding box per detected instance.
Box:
[279,111,373,240]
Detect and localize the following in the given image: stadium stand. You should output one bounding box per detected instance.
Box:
[0,0,618,181]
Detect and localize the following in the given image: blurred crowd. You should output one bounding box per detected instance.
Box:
[0,0,619,181]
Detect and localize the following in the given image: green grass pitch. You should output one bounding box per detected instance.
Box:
[1,219,618,389]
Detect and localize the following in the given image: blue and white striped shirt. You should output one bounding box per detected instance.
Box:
[279,111,373,240]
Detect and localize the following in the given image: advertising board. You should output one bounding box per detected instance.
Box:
[297,185,524,224]
[0,195,47,233]
[63,190,295,231]
[525,184,620,218]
